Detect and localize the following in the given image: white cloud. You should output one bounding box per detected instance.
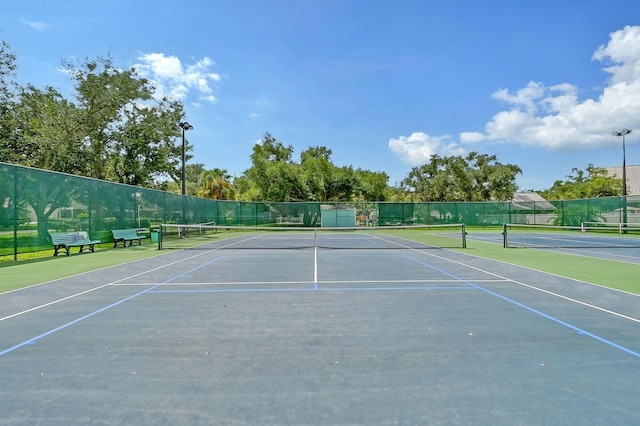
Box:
[22,19,50,31]
[390,25,640,166]
[133,53,221,104]
[476,25,640,151]
[388,132,466,166]
[491,81,546,113]
[593,25,640,85]
[459,132,485,143]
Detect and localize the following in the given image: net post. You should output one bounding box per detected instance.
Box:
[158,224,163,250]
[502,224,508,248]
[462,224,467,248]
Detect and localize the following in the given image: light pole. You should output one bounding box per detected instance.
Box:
[179,121,194,196]
[134,192,142,228]
[612,128,631,227]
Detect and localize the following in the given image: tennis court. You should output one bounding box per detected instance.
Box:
[2,226,640,425]
[466,223,640,265]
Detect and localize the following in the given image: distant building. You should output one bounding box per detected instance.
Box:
[511,192,555,210]
[604,165,640,196]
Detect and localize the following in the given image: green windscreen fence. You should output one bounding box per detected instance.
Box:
[2,162,639,260]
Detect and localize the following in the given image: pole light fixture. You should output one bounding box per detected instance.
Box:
[612,128,631,227]
[179,121,194,196]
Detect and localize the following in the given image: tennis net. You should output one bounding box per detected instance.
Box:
[502,223,640,248]
[158,223,467,250]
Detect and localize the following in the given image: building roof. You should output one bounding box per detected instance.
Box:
[604,165,640,196]
[512,192,556,210]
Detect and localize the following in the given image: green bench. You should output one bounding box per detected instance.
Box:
[49,231,102,256]
[111,228,147,247]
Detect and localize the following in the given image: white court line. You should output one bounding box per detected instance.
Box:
[314,245,318,288]
[411,247,640,324]
[0,282,115,323]
[112,278,508,286]
[113,280,315,286]
[318,278,507,284]
[0,248,230,323]
[546,247,640,265]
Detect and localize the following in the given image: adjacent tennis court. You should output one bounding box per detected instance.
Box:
[1,226,640,425]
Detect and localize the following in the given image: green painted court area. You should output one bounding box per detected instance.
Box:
[0,244,162,293]
[459,237,640,295]
[1,226,639,425]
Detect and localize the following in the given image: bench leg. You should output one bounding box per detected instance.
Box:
[53,245,70,256]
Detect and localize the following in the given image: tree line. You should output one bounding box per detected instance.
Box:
[0,41,623,202]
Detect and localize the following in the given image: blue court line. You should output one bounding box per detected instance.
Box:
[159,256,225,284]
[405,255,640,359]
[0,286,157,357]
[0,256,226,357]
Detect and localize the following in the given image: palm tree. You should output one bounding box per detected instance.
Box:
[197,168,234,200]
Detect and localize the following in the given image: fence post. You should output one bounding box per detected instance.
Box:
[13,167,18,262]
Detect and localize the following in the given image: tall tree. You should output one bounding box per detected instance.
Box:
[540,165,622,200]
[111,100,184,186]
[8,85,85,173]
[244,133,308,201]
[62,55,185,182]
[401,152,521,201]
[0,40,16,104]
[299,146,335,201]
[354,168,389,201]
[0,40,18,161]
[2,53,187,185]
[240,133,389,202]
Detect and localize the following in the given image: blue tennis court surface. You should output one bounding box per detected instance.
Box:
[469,227,640,264]
[2,231,640,425]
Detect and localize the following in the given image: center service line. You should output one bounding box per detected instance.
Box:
[313,245,319,290]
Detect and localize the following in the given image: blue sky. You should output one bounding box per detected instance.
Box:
[3,0,640,190]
